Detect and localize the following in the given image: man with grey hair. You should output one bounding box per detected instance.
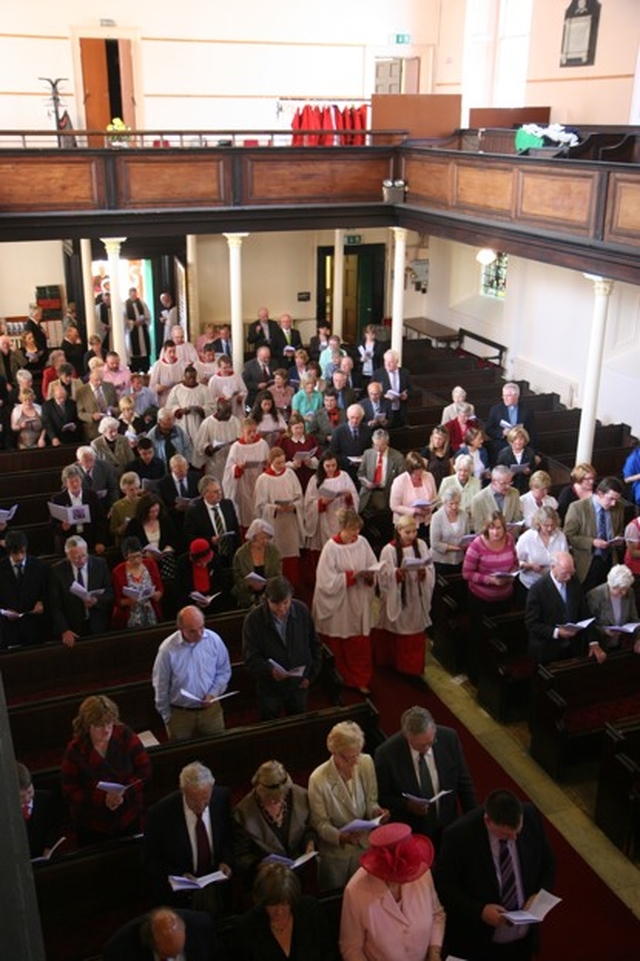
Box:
[147,406,193,467]
[50,535,113,646]
[371,348,413,427]
[143,760,233,910]
[330,403,372,480]
[183,474,239,565]
[587,563,640,656]
[485,381,537,463]
[75,444,118,507]
[470,465,523,533]
[358,428,405,515]
[525,550,597,665]
[374,705,477,845]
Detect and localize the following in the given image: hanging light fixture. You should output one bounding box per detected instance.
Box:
[476,247,497,266]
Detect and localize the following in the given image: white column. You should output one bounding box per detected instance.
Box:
[576,275,615,464]
[223,232,249,374]
[80,238,97,339]
[186,234,199,341]
[332,229,344,339]
[99,237,127,359]
[390,227,408,362]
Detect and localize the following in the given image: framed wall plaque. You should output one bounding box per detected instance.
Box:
[560,0,601,67]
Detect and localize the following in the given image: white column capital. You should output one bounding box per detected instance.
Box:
[100,237,127,256]
[390,227,409,244]
[583,274,615,298]
[223,232,250,249]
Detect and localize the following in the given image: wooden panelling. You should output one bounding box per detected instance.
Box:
[468,107,551,128]
[404,155,452,207]
[605,173,640,247]
[371,94,461,139]
[242,152,391,205]
[454,162,514,214]
[115,153,230,207]
[0,157,105,211]
[517,167,598,234]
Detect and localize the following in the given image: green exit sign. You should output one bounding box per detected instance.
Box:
[345,234,362,245]
[395,33,411,44]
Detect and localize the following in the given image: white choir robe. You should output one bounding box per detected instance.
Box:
[304,472,358,551]
[192,414,241,481]
[165,382,212,446]
[223,437,270,527]
[376,539,435,634]
[312,536,377,638]
[253,467,305,559]
[207,371,247,421]
[148,359,182,407]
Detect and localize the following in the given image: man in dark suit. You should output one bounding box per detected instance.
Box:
[357,429,405,515]
[525,550,599,665]
[17,762,60,859]
[49,464,107,554]
[271,312,303,365]
[242,576,323,720]
[41,383,79,446]
[76,365,118,441]
[371,349,413,427]
[308,321,331,362]
[359,379,393,429]
[124,436,166,482]
[564,475,625,591]
[183,476,239,568]
[75,445,119,509]
[485,382,538,465]
[435,789,555,961]
[50,535,113,647]
[0,530,49,648]
[103,907,220,961]
[375,705,477,846]
[246,307,279,352]
[157,453,201,538]
[143,761,233,910]
[330,404,372,479]
[242,345,276,408]
[210,323,232,358]
[331,370,358,411]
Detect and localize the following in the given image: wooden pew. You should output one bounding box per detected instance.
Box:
[594,717,640,857]
[476,611,535,722]
[34,701,383,961]
[529,651,640,780]
[535,423,633,458]
[555,446,630,478]
[1,611,249,704]
[430,572,470,676]
[0,446,72,474]
[0,466,63,499]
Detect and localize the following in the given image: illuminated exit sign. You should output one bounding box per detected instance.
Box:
[345,235,362,245]
[394,33,411,44]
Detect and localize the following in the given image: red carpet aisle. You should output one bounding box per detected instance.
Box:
[346,665,640,961]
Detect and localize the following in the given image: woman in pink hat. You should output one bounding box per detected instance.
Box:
[339,822,445,961]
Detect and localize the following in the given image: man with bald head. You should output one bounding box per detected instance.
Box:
[525,550,598,664]
[103,906,220,960]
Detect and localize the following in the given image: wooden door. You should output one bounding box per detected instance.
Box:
[118,40,136,130]
[343,255,359,342]
[80,38,111,145]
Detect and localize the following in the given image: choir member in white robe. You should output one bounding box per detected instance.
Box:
[304,451,358,553]
[222,418,269,532]
[192,398,241,480]
[148,341,182,408]
[253,447,305,588]
[207,355,247,421]
[312,509,377,693]
[165,365,211,447]
[250,391,287,447]
[373,514,435,676]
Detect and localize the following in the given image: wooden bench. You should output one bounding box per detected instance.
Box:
[594,717,640,858]
[0,466,63,499]
[1,611,249,704]
[529,651,640,780]
[430,573,470,676]
[536,423,634,457]
[476,611,534,722]
[555,446,630,478]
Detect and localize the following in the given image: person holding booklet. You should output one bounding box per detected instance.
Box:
[233,760,317,889]
[429,489,471,573]
[586,564,640,655]
[50,536,113,646]
[152,606,232,740]
[312,509,379,694]
[232,519,282,609]
[111,536,163,629]
[223,418,270,536]
[253,447,305,589]
[49,463,106,555]
[525,551,599,666]
[242,576,322,720]
[435,789,555,961]
[174,537,226,617]
[279,413,319,493]
[375,706,477,847]
[143,761,233,913]
[308,721,389,892]
[373,515,435,676]
[61,694,151,846]
[304,451,358,557]
[389,451,438,537]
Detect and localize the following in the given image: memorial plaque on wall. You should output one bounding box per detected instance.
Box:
[560,0,601,67]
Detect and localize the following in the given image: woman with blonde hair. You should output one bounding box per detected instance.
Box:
[308,720,388,891]
[233,759,316,887]
[389,451,438,533]
[61,694,151,845]
[520,469,559,528]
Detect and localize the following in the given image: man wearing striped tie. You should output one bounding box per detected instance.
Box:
[435,789,556,961]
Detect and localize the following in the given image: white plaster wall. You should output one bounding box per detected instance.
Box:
[0,241,65,317]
